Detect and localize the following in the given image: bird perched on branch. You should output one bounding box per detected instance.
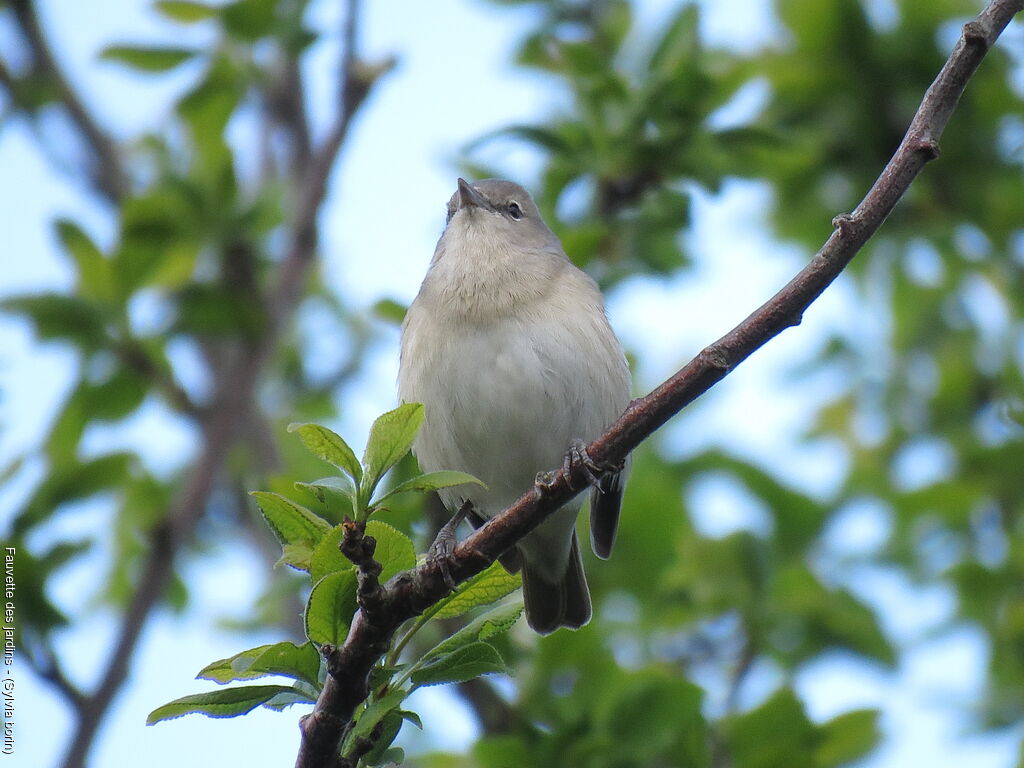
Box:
[399,178,631,634]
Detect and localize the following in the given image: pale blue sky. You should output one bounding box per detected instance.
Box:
[0,1,1019,766]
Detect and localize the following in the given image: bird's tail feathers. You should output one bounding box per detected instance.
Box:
[520,533,591,634]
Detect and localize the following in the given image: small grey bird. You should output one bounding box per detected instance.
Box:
[398,178,630,634]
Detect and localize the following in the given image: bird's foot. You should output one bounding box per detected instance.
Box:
[427,500,473,591]
[564,439,621,490]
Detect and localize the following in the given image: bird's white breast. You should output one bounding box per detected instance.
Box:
[399,264,627,518]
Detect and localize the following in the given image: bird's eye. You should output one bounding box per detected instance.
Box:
[508,201,523,221]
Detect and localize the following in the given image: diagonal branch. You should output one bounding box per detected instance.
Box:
[293,1,1024,766]
[7,0,128,203]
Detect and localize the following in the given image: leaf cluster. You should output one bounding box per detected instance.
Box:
[149,407,520,767]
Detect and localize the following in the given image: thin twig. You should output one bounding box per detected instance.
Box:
[292,3,1024,766]
[8,0,127,202]
[28,646,85,713]
[116,339,203,420]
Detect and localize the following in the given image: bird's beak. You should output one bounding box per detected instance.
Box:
[456,178,489,212]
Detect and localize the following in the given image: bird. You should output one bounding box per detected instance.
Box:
[398,178,631,634]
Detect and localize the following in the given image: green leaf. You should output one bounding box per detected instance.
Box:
[251,491,331,559]
[17,453,134,535]
[365,521,416,584]
[198,641,322,689]
[155,0,218,22]
[376,471,484,504]
[146,685,306,724]
[295,477,353,502]
[410,641,507,687]
[362,403,424,498]
[198,645,273,684]
[423,602,522,662]
[592,672,709,767]
[100,45,197,73]
[399,709,422,729]
[726,689,815,768]
[360,711,403,766]
[349,688,409,742]
[276,542,315,572]
[221,0,277,41]
[288,423,362,484]
[176,53,244,144]
[376,748,404,766]
[372,298,407,325]
[55,219,115,304]
[0,294,108,351]
[814,709,880,767]
[310,525,350,584]
[46,368,147,463]
[295,478,355,521]
[173,284,265,337]
[261,687,318,711]
[305,570,358,646]
[433,561,522,620]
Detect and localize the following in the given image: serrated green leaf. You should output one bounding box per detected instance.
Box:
[155,0,218,22]
[261,686,317,711]
[305,570,358,646]
[433,561,522,620]
[365,521,416,583]
[276,542,315,572]
[399,709,422,729]
[198,645,269,684]
[251,491,331,557]
[376,471,484,505]
[288,423,363,484]
[410,641,506,687]
[297,476,356,503]
[146,685,300,724]
[349,688,408,741]
[424,601,523,662]
[198,641,321,689]
[362,404,424,498]
[310,525,350,584]
[360,710,404,766]
[100,45,197,72]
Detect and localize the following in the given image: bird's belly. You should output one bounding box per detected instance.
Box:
[404,319,582,516]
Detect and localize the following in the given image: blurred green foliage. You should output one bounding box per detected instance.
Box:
[1,0,1022,766]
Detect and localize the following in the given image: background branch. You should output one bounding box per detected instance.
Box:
[294,2,1023,765]
[8,0,127,202]
[41,0,389,765]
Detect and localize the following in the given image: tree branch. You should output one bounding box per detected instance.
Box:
[271,0,395,327]
[293,2,1024,765]
[27,645,85,713]
[55,1,390,764]
[7,0,128,203]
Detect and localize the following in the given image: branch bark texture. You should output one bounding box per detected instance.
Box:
[294,2,1024,766]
